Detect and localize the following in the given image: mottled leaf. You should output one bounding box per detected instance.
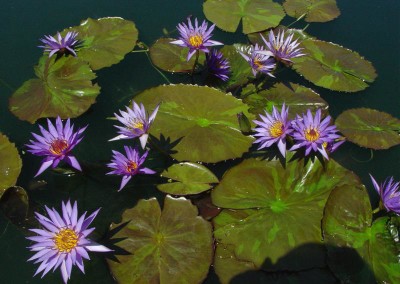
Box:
[0,134,22,197]
[283,0,340,22]
[108,196,213,284]
[158,162,218,195]
[203,0,285,34]
[292,39,377,92]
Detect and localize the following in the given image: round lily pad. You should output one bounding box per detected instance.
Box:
[0,186,29,228]
[158,162,219,195]
[212,158,361,271]
[283,0,341,22]
[9,56,100,123]
[108,195,213,284]
[335,108,400,150]
[292,39,377,92]
[134,84,254,163]
[322,185,400,283]
[0,134,22,196]
[203,0,285,34]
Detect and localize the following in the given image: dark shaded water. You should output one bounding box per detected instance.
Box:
[0,0,399,283]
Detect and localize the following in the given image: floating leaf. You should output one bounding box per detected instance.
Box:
[158,162,218,195]
[221,45,253,90]
[70,17,138,70]
[283,0,340,22]
[335,108,400,150]
[134,84,254,163]
[212,158,361,270]
[292,39,377,92]
[108,196,213,284]
[244,82,329,119]
[0,134,22,196]
[203,0,285,34]
[149,38,205,73]
[9,56,100,123]
[0,186,29,227]
[322,185,400,283]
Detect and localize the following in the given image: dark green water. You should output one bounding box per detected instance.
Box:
[0,0,399,283]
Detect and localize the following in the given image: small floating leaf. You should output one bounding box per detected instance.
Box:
[292,39,377,92]
[108,196,213,284]
[335,108,400,149]
[203,0,285,34]
[0,134,22,196]
[283,0,340,22]
[0,186,29,227]
[158,162,218,195]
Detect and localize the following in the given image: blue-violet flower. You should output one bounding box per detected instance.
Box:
[39,31,81,58]
[370,174,400,215]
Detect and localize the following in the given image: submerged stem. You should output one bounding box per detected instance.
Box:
[287,13,307,28]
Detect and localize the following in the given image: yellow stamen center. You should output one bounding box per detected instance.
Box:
[253,58,264,70]
[54,228,78,253]
[126,161,138,173]
[129,119,144,131]
[305,128,320,142]
[189,35,203,48]
[269,121,284,138]
[49,139,69,155]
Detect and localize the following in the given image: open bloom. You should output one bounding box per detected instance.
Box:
[39,31,81,58]
[107,146,156,191]
[27,201,111,284]
[253,104,292,157]
[170,17,223,61]
[26,117,87,177]
[289,109,342,159]
[110,101,160,149]
[370,175,400,215]
[239,44,276,77]
[260,30,304,64]
[206,49,230,81]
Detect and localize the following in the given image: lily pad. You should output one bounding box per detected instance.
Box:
[134,84,254,163]
[0,134,22,196]
[292,39,377,92]
[322,185,400,283]
[9,56,100,123]
[149,38,206,73]
[283,0,340,22]
[212,158,361,270]
[244,82,329,119]
[335,108,400,149]
[203,0,285,34]
[221,45,253,90]
[0,186,29,228]
[70,17,138,70]
[158,162,218,195]
[108,195,213,284]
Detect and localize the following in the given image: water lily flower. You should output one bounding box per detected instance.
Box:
[205,49,230,81]
[107,146,156,191]
[26,117,87,177]
[289,109,342,159]
[239,44,276,77]
[370,174,400,215]
[260,30,305,64]
[170,17,223,61]
[110,101,160,149]
[253,104,293,157]
[39,31,81,58]
[26,200,111,284]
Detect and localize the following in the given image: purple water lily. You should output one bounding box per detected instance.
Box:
[107,146,156,191]
[206,49,230,81]
[239,44,276,77]
[110,101,160,149]
[26,117,87,177]
[253,104,292,157]
[170,17,223,61]
[370,175,400,215]
[39,31,81,58]
[290,109,343,159]
[27,200,111,284]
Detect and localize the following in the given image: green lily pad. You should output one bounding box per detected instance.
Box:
[158,162,219,195]
[134,84,254,163]
[335,108,400,150]
[292,39,377,92]
[9,56,100,123]
[212,158,361,270]
[0,134,22,196]
[70,17,138,70]
[221,45,253,90]
[149,38,206,73]
[203,0,285,34]
[322,185,400,283]
[108,195,213,284]
[283,0,340,22]
[244,82,329,119]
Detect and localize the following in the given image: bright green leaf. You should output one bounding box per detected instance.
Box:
[283,0,340,22]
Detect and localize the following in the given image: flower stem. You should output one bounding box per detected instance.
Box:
[372,207,381,214]
[190,50,200,84]
[287,13,306,28]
